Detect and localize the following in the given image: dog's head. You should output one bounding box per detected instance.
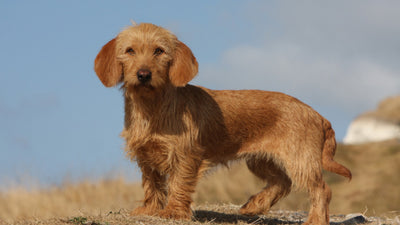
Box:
[94,23,198,91]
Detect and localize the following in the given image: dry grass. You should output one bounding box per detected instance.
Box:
[0,179,142,223]
[1,141,399,224]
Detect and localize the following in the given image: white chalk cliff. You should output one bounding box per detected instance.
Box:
[343,96,400,144]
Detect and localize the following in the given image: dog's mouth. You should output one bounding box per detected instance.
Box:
[134,82,155,91]
[124,78,156,93]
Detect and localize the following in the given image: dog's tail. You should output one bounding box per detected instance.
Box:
[321,120,352,180]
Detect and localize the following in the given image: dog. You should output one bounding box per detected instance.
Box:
[94,23,351,225]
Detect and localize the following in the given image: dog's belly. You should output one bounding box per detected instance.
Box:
[201,134,281,165]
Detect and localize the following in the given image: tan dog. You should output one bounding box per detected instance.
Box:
[94,23,351,225]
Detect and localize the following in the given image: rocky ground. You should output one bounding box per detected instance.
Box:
[5,204,399,225]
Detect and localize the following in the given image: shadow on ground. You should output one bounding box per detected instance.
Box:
[194,210,301,224]
[193,210,368,225]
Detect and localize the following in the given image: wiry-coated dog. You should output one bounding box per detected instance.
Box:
[94,23,351,225]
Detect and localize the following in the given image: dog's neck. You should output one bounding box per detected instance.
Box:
[123,84,177,129]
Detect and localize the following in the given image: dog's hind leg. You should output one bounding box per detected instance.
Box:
[239,157,292,216]
[303,180,331,225]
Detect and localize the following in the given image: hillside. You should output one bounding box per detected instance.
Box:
[344,96,400,144]
[1,141,399,224]
[367,96,400,122]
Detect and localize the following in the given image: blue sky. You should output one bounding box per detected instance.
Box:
[1,1,399,189]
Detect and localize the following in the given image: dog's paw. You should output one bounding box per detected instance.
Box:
[157,208,192,220]
[239,202,265,216]
[130,206,159,217]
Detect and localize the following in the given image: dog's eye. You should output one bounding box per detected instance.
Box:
[126,48,135,55]
[154,48,164,56]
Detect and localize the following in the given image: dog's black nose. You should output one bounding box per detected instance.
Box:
[137,69,152,83]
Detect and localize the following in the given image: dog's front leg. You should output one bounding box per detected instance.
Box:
[131,164,167,216]
[157,153,203,220]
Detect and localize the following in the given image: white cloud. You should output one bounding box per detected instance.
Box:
[196,0,400,116]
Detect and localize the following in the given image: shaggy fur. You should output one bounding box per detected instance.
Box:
[94,23,351,225]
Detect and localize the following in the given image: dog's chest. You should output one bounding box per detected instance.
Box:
[123,125,177,173]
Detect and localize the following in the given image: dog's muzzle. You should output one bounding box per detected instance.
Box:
[137,69,152,84]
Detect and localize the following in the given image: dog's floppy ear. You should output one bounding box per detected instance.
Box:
[169,41,199,87]
[94,38,123,87]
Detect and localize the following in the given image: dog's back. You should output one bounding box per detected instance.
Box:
[177,87,350,182]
